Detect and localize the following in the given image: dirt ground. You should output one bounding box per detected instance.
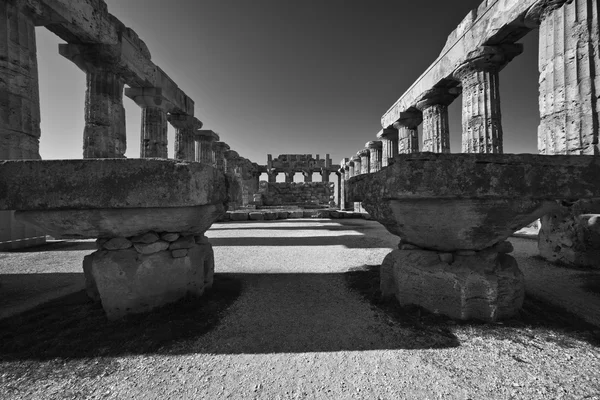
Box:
[1,219,599,399]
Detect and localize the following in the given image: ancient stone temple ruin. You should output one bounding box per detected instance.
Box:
[1,0,600,322]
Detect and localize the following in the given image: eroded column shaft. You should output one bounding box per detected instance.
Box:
[196,139,214,164]
[538,0,600,155]
[360,153,369,174]
[378,129,398,167]
[0,3,41,160]
[422,104,450,153]
[140,107,168,158]
[397,126,419,154]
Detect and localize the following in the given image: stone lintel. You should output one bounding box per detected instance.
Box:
[125,87,173,111]
[167,114,202,130]
[366,141,382,150]
[524,0,571,27]
[195,130,220,142]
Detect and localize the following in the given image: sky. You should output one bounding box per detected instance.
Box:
[36,0,541,176]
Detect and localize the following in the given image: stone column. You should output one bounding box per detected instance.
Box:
[125,87,173,158]
[358,149,370,174]
[377,128,398,167]
[339,158,349,210]
[416,88,458,153]
[267,170,278,183]
[351,155,361,176]
[534,0,599,155]
[452,45,522,154]
[347,160,355,179]
[320,168,330,183]
[195,130,220,165]
[213,142,230,172]
[367,141,383,172]
[393,111,422,154]
[285,171,295,183]
[167,114,202,161]
[302,170,312,182]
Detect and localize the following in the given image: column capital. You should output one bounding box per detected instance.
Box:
[224,150,239,160]
[346,160,355,168]
[377,128,398,141]
[195,130,220,142]
[213,141,230,151]
[366,141,382,150]
[452,44,523,81]
[125,87,173,111]
[352,154,362,162]
[416,87,460,110]
[524,0,570,27]
[167,114,203,130]
[392,110,423,130]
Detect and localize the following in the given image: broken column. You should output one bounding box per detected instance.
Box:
[452,45,522,154]
[416,88,457,153]
[530,0,600,268]
[195,130,219,165]
[168,114,202,161]
[367,141,382,172]
[377,128,398,167]
[393,111,422,154]
[125,87,172,158]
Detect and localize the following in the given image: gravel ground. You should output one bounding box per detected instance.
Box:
[1,219,599,399]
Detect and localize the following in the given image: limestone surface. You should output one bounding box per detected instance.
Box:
[381,249,525,321]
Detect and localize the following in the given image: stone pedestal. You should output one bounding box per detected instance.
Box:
[168,114,202,161]
[125,87,173,158]
[377,129,399,168]
[84,232,215,320]
[393,112,422,154]
[195,130,219,165]
[380,245,524,321]
[453,45,522,154]
[83,70,126,158]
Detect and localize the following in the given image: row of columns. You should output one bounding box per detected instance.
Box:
[267,169,334,183]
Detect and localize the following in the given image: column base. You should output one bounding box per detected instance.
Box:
[381,243,524,321]
[83,232,214,320]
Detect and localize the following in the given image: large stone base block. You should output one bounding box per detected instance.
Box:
[83,242,215,319]
[381,249,524,321]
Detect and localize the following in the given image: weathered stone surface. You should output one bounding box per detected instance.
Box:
[0,159,227,210]
[288,211,304,219]
[171,249,188,258]
[264,212,278,220]
[539,200,600,268]
[381,249,525,321]
[131,232,159,244]
[169,235,196,250]
[134,241,169,254]
[303,210,318,218]
[349,153,600,251]
[161,232,180,242]
[83,243,214,319]
[167,114,202,162]
[330,211,340,219]
[249,212,265,221]
[230,212,249,221]
[103,237,132,250]
[14,205,224,239]
[277,211,288,219]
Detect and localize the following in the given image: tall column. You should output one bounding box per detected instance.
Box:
[351,155,361,176]
[0,2,41,160]
[320,168,330,182]
[452,45,522,154]
[340,158,349,210]
[195,130,220,165]
[367,141,383,172]
[167,114,202,161]
[125,87,172,158]
[285,171,295,183]
[267,170,278,183]
[213,142,230,172]
[416,88,458,153]
[336,171,342,208]
[358,149,370,174]
[302,170,312,182]
[377,128,398,167]
[393,111,422,154]
[535,0,600,155]
[0,3,44,250]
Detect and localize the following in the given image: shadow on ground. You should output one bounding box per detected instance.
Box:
[209,235,391,248]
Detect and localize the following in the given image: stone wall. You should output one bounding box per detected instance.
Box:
[262,182,334,206]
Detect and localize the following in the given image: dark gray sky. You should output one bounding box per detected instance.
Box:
[37,0,541,168]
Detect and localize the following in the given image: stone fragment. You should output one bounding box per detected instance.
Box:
[264,212,278,220]
[277,212,288,219]
[171,249,188,258]
[222,212,231,221]
[288,211,304,218]
[131,231,159,244]
[160,232,180,242]
[194,235,209,244]
[96,238,108,250]
[249,212,265,221]
[230,212,249,221]
[330,211,340,219]
[303,210,318,218]
[134,241,169,255]
[381,249,524,321]
[438,253,453,263]
[103,237,132,250]
[399,243,420,250]
[169,235,196,250]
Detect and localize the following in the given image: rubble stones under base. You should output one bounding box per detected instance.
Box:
[380,248,524,322]
[83,242,215,320]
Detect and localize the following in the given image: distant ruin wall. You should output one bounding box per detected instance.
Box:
[262,182,334,206]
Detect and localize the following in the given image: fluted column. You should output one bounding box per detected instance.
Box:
[367,141,382,172]
[535,0,600,155]
[358,149,370,174]
[336,171,342,208]
[0,2,41,160]
[351,155,361,176]
[393,111,422,154]
[195,130,220,165]
[340,158,349,210]
[452,45,522,154]
[320,168,330,183]
[377,128,398,167]
[416,88,457,153]
[213,142,230,172]
[167,114,202,161]
[125,87,172,158]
